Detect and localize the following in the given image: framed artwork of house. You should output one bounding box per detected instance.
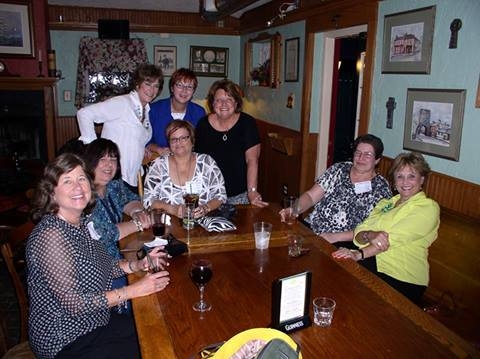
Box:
[381,6,436,74]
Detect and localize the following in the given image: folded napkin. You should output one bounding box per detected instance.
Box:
[197,216,237,232]
[144,237,169,248]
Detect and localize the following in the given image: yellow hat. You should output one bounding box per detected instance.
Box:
[212,328,302,358]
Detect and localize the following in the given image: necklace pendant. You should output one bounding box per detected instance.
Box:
[222,133,228,141]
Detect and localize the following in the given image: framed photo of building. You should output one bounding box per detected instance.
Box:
[0,1,34,57]
[153,46,176,76]
[189,46,228,77]
[403,88,466,161]
[381,6,436,74]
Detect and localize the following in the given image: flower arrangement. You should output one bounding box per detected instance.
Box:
[250,59,270,85]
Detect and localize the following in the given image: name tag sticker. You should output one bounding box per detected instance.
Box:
[354,181,372,194]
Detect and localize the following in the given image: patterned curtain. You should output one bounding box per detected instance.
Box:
[74,36,148,109]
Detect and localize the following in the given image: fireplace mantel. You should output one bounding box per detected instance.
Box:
[0,77,58,161]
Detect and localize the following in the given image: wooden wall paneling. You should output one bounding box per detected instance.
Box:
[48,5,240,34]
[55,116,79,152]
[256,120,302,205]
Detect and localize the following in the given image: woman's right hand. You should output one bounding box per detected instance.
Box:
[129,270,170,298]
[367,231,390,251]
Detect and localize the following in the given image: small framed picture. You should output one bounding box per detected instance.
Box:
[0,1,34,57]
[381,6,436,74]
[403,88,466,161]
[189,46,229,77]
[153,46,177,76]
[284,37,299,82]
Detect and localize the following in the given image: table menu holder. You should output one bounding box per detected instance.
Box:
[270,271,312,333]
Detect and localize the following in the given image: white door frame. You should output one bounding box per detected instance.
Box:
[315,24,368,177]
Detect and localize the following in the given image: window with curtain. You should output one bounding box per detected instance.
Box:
[74,36,148,109]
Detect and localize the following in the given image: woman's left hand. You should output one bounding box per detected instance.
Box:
[141,246,170,272]
[248,191,269,208]
[133,210,152,230]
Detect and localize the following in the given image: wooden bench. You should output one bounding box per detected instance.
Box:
[422,208,480,349]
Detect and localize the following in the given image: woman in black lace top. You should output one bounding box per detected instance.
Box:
[26,153,170,359]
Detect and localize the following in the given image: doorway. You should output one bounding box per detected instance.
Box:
[315,25,367,176]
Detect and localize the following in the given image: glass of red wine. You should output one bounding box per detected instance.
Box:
[151,208,166,238]
[189,259,213,312]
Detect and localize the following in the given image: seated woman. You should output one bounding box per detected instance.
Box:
[143,120,227,218]
[26,153,169,359]
[332,152,440,304]
[83,138,151,310]
[280,134,391,247]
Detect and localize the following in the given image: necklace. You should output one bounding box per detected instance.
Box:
[222,132,228,141]
[173,154,194,186]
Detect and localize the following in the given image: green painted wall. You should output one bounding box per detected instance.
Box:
[370,0,480,184]
[51,31,241,116]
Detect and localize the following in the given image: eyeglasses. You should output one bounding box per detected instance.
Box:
[353,150,375,160]
[174,83,194,91]
[213,98,235,106]
[169,135,190,144]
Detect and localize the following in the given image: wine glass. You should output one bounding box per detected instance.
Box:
[189,259,213,312]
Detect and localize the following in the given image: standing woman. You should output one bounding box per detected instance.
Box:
[77,63,164,192]
[195,79,268,207]
[26,153,169,358]
[147,68,206,156]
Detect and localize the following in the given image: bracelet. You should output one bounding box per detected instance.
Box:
[248,187,257,192]
[358,249,364,260]
[114,287,128,314]
[131,218,143,232]
[128,260,136,273]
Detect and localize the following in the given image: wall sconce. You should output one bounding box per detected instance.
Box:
[267,0,299,27]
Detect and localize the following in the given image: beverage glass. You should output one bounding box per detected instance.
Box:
[183,193,199,208]
[288,233,303,257]
[283,196,298,225]
[151,208,166,238]
[183,202,195,230]
[253,222,272,250]
[189,259,213,312]
[313,297,336,327]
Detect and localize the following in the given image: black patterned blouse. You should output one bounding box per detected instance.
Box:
[26,214,124,359]
[305,162,391,235]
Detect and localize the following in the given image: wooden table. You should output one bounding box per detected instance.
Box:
[122,205,478,358]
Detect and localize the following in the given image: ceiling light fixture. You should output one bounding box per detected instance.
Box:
[266,1,299,27]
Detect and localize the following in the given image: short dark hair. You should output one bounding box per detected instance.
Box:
[31,153,95,223]
[132,63,164,91]
[353,134,384,159]
[83,138,122,180]
[168,68,198,96]
[206,79,243,113]
[166,120,195,147]
[389,152,431,182]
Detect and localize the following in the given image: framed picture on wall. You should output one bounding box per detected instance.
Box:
[154,46,176,76]
[0,1,34,57]
[381,6,436,74]
[403,88,466,161]
[189,46,228,77]
[285,37,299,82]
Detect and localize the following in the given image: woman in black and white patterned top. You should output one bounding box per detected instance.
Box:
[26,153,170,359]
[143,120,227,219]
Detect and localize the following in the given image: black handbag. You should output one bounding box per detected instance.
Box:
[137,233,188,259]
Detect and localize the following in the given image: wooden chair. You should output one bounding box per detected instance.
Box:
[0,221,35,359]
[138,152,159,200]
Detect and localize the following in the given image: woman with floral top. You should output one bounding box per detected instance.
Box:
[333,152,439,304]
[77,63,163,192]
[280,134,391,248]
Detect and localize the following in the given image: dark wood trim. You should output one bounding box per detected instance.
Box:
[47,5,240,35]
